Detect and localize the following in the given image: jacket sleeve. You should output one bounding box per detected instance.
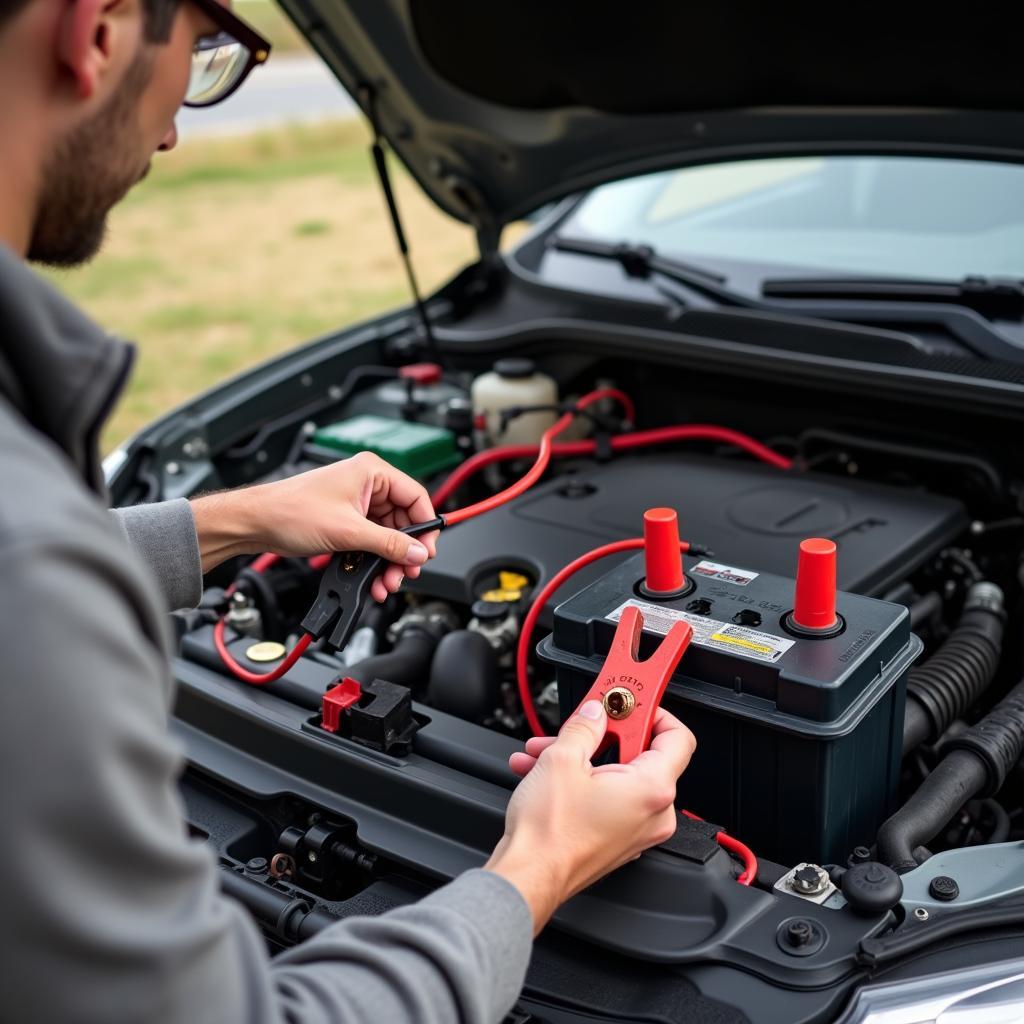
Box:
[0,535,532,1024]
[110,498,203,611]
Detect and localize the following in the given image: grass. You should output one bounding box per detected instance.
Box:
[45,119,481,451]
[235,0,310,55]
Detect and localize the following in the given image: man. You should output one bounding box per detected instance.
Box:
[0,0,696,1019]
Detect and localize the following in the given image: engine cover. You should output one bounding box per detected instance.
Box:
[413,453,967,608]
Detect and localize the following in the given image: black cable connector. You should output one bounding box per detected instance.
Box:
[301,518,446,651]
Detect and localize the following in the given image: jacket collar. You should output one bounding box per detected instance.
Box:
[0,244,134,494]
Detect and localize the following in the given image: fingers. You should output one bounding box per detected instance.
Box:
[625,711,695,795]
[509,751,537,777]
[366,457,437,525]
[645,709,697,774]
[524,736,557,758]
[418,529,440,559]
[509,735,558,777]
[546,700,608,763]
[381,563,405,593]
[351,520,430,567]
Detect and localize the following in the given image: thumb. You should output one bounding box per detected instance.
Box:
[349,520,430,566]
[555,699,608,760]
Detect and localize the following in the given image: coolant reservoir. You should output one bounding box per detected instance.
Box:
[472,358,558,446]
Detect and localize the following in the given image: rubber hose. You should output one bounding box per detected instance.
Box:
[946,677,1024,796]
[427,630,500,721]
[979,798,1012,844]
[908,591,943,632]
[882,676,1024,871]
[902,582,1005,755]
[345,628,438,689]
[877,750,989,872]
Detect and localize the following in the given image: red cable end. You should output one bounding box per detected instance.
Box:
[643,507,686,595]
[398,362,443,385]
[792,537,838,631]
[214,620,312,685]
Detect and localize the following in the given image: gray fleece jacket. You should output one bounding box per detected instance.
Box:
[0,244,532,1023]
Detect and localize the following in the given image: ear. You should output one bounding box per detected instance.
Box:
[55,0,133,101]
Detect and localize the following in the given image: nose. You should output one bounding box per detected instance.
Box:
[158,121,178,152]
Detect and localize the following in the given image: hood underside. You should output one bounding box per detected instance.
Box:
[279,0,1024,236]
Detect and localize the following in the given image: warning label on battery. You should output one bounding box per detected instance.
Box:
[607,598,794,664]
[691,560,759,586]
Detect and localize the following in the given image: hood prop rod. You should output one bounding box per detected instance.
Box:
[360,84,444,368]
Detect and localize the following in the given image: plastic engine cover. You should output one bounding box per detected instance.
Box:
[415,453,966,608]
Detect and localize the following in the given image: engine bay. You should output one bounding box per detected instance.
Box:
[127,336,1024,1021]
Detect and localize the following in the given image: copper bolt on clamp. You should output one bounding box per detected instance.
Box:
[603,687,637,720]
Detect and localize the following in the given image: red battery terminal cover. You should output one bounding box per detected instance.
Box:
[321,678,363,733]
[574,604,693,763]
[792,537,839,631]
[641,507,688,597]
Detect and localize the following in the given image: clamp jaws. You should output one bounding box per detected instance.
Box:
[575,604,692,762]
[301,516,445,651]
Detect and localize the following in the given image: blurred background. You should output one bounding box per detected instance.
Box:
[46,0,479,452]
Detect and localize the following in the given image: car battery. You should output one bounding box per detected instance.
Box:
[539,530,920,866]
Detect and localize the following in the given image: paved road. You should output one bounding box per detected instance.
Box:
[176,55,357,139]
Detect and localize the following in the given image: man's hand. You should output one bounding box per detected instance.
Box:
[190,452,439,601]
[484,702,695,934]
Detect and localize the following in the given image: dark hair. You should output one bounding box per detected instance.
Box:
[1,0,182,41]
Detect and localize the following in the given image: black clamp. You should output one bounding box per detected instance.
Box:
[301,517,445,650]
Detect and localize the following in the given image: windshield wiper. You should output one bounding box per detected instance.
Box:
[550,235,1024,361]
[763,275,1024,322]
[549,236,757,309]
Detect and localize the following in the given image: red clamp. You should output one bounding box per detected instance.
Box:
[575,605,693,762]
[322,678,363,733]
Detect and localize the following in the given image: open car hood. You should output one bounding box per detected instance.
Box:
[279,0,1024,245]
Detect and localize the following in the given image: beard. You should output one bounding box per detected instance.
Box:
[28,50,156,267]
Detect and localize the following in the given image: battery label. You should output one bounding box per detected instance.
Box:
[691,560,759,586]
[607,598,795,664]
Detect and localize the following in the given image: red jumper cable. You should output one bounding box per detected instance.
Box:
[679,810,758,886]
[214,386,789,688]
[213,387,633,682]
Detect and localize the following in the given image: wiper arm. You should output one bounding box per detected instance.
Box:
[763,275,1024,322]
[549,236,756,309]
[550,236,1023,360]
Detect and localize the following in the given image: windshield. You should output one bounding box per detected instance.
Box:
[564,157,1024,281]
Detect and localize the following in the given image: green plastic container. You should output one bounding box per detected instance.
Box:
[312,415,461,480]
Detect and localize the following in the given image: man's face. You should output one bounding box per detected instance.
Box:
[28,0,216,267]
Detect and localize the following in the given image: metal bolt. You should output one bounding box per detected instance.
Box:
[603,687,636,720]
[913,907,930,922]
[849,846,872,865]
[245,857,268,874]
[269,853,295,879]
[928,875,960,902]
[165,461,181,476]
[308,851,317,863]
[791,864,829,896]
[785,920,813,947]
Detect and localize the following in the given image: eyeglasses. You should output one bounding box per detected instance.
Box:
[184,0,272,108]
